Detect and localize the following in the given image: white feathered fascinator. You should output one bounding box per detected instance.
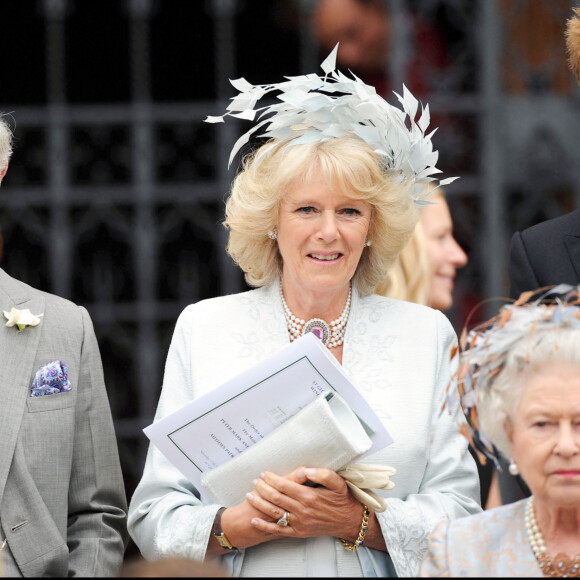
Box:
[205,44,457,206]
[444,283,580,468]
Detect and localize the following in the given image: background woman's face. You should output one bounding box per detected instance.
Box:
[313,0,389,73]
[276,173,371,298]
[421,194,468,311]
[507,361,580,507]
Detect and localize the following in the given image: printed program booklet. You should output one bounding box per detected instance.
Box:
[144,332,393,502]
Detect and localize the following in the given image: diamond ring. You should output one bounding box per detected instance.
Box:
[276,511,290,526]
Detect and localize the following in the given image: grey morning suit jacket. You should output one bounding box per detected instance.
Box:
[0,268,128,577]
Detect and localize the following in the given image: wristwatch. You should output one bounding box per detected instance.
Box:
[212,506,237,550]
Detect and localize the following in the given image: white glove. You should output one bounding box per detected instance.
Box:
[338,463,397,513]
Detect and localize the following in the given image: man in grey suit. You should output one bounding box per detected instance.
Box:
[0,116,128,575]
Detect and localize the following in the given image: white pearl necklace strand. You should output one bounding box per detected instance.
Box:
[525,496,580,577]
[526,496,548,559]
[280,285,352,348]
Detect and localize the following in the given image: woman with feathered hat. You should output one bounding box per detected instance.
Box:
[128,45,481,577]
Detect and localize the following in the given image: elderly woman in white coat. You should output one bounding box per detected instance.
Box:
[127,47,481,577]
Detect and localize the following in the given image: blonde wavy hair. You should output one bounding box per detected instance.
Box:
[376,185,445,305]
[224,135,419,296]
[375,219,430,304]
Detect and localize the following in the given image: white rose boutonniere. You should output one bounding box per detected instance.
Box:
[3,308,43,331]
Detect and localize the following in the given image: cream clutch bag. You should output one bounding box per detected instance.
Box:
[201,390,374,507]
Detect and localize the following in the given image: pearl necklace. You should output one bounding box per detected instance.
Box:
[525,496,580,577]
[280,285,352,349]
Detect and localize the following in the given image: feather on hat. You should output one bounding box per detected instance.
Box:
[205,44,457,206]
[444,284,580,468]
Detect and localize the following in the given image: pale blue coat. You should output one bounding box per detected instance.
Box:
[128,280,481,577]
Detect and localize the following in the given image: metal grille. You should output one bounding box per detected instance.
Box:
[1,0,579,556]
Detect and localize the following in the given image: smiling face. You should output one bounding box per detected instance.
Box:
[420,193,468,311]
[507,361,580,507]
[277,173,371,310]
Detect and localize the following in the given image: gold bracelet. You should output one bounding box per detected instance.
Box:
[340,505,370,551]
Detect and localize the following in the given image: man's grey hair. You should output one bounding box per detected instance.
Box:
[0,115,14,171]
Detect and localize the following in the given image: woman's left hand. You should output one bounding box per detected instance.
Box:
[246,466,364,541]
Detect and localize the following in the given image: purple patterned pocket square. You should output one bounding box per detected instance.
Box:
[30,360,72,397]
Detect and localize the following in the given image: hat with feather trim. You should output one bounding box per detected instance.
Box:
[205,44,457,206]
[444,283,580,468]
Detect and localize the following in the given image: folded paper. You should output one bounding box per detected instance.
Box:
[201,390,372,507]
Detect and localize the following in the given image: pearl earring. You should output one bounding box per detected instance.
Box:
[508,461,519,476]
[364,240,372,247]
[268,229,278,240]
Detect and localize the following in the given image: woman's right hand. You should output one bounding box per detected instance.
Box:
[206,465,322,558]
[206,467,344,559]
[205,498,280,559]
